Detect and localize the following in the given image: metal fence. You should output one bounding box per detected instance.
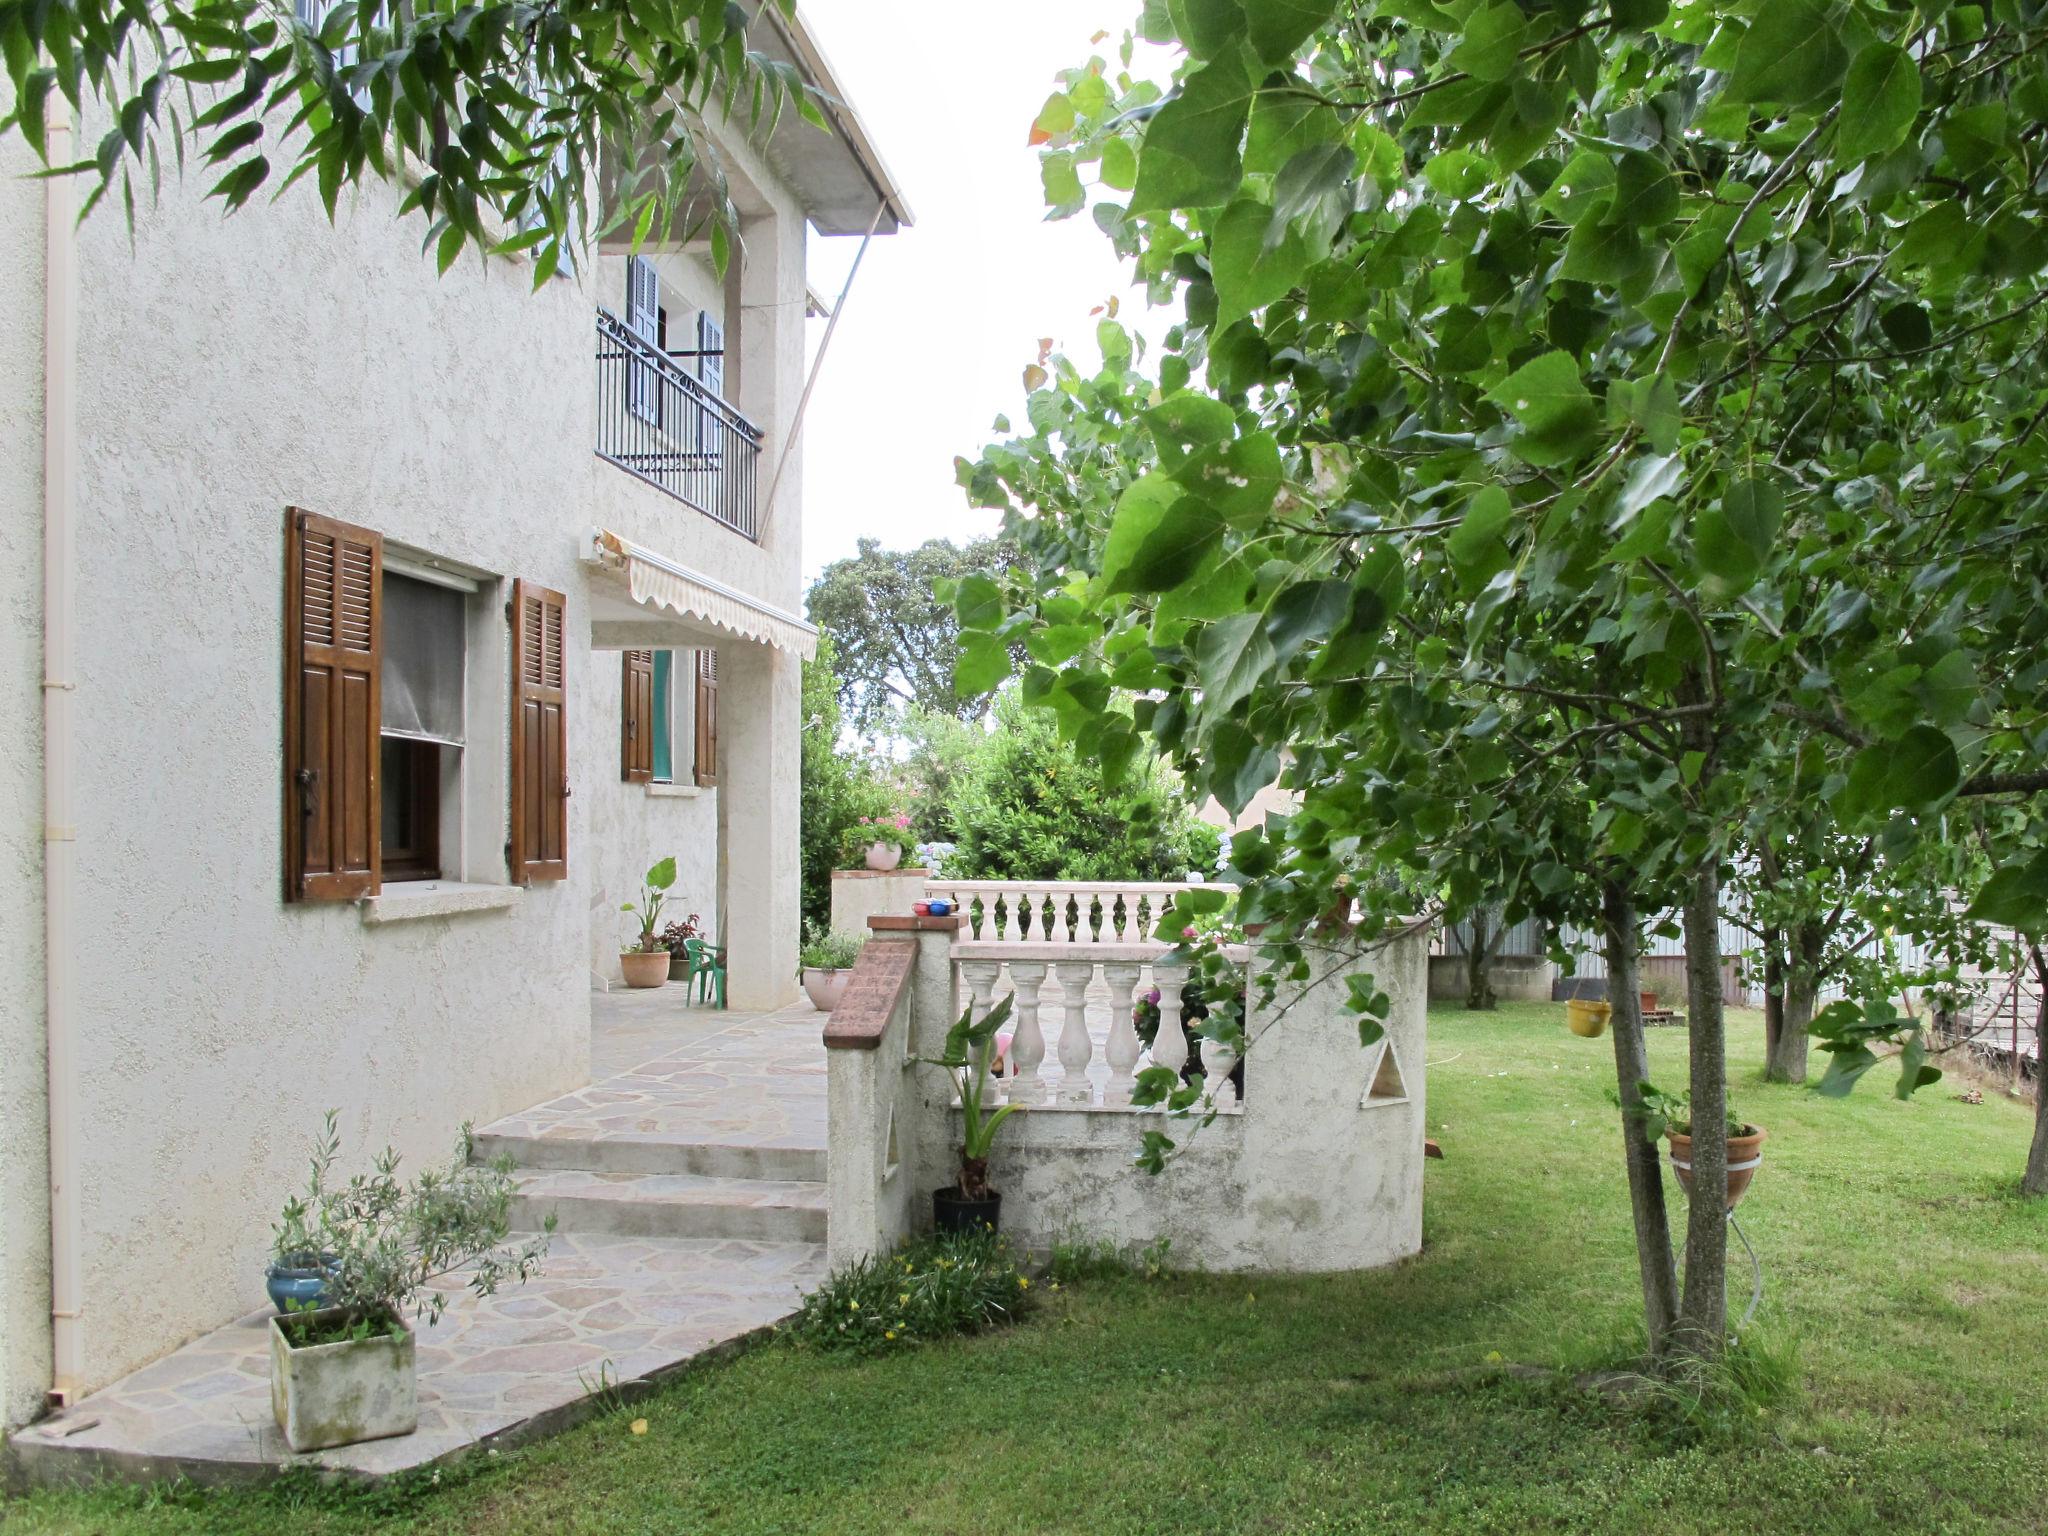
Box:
[595,307,763,539]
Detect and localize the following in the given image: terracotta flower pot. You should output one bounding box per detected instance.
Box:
[1639,989,1658,1012]
[1566,998,1611,1037]
[1666,1126,1767,1209]
[864,841,903,872]
[620,949,672,989]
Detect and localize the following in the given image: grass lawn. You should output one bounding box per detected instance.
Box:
[8,1002,2046,1534]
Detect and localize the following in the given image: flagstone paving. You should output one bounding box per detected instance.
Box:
[6,1232,824,1487]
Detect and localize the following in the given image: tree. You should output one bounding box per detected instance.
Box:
[0,0,820,281]
[805,538,1015,735]
[943,690,1217,884]
[799,631,886,928]
[957,0,2048,1369]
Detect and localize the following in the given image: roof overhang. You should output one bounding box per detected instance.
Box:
[585,529,817,660]
[755,5,914,236]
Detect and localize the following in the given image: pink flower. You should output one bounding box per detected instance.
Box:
[1182,926,1197,940]
[894,814,911,828]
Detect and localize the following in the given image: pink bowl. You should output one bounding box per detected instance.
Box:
[912,900,931,915]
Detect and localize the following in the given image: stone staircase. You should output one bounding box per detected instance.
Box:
[468,1004,832,1250]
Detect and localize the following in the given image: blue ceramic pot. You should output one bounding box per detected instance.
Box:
[927,898,952,917]
[266,1254,340,1315]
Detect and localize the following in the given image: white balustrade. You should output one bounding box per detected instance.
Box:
[1007,962,1049,1105]
[925,880,1229,948]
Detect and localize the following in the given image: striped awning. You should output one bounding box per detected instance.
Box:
[588,529,817,659]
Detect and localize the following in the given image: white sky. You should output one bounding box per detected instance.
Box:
[794,0,1174,584]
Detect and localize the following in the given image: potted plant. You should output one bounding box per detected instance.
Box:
[267,1112,551,1453]
[265,1121,344,1314]
[1637,1082,1767,1209]
[840,813,916,873]
[1566,996,1611,1037]
[799,921,864,1012]
[661,912,703,983]
[619,856,678,988]
[921,994,1019,1233]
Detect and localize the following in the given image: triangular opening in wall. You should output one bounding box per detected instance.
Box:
[1359,1038,1409,1108]
[883,1106,900,1180]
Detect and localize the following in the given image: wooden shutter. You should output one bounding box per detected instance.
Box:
[693,648,719,788]
[509,579,569,883]
[621,649,654,783]
[284,508,381,901]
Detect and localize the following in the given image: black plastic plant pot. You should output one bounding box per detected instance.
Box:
[932,1187,1001,1235]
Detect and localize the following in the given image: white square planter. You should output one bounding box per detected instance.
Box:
[269,1307,418,1453]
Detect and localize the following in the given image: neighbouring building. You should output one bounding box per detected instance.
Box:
[0,15,908,1426]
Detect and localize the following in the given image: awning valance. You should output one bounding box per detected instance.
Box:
[587,529,817,660]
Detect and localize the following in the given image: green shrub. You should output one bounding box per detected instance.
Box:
[800,632,891,927]
[783,1229,1031,1354]
[944,691,1214,882]
[797,920,863,971]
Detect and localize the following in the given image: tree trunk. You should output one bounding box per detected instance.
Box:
[1465,904,1500,1011]
[1765,921,1821,1084]
[1602,881,1679,1360]
[2024,945,2048,1199]
[1675,860,1729,1360]
[1761,927,1786,1078]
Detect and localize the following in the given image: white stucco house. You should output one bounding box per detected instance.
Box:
[0,16,907,1429]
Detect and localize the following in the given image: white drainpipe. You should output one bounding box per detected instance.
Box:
[43,102,83,1409]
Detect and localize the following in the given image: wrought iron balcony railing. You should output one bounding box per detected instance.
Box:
[595,307,763,540]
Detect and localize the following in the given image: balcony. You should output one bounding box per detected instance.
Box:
[595,307,764,540]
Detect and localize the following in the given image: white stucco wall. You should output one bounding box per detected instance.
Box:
[0,96,56,1430]
[0,88,817,1413]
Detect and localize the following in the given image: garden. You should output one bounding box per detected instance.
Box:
[8,1002,2044,1535]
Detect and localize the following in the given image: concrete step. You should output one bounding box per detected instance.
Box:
[471,1129,824,1184]
[507,1168,827,1244]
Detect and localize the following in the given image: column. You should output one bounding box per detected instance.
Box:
[718,638,801,1009]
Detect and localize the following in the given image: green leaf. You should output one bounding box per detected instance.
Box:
[1814,1042,1881,1098]
[1210,196,1308,330]
[1245,0,1340,64]
[1485,351,1597,467]
[1962,855,2048,934]
[1130,48,1253,213]
[954,633,1012,696]
[1196,611,1276,715]
[1207,721,1281,816]
[1423,147,1494,201]
[1100,473,1227,594]
[1839,43,1921,162]
[1884,725,1961,811]
[1264,579,1350,662]
[1447,2,1529,83]
[953,574,1004,631]
[1692,475,1781,597]
[1100,135,1137,191]
[1724,0,1846,106]
[1539,150,1615,227]
[1608,148,1677,227]
[1446,486,1512,569]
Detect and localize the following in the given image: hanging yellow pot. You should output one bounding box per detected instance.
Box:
[1566,998,1611,1038]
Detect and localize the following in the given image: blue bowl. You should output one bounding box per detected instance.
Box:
[266,1255,340,1315]
[927,899,952,917]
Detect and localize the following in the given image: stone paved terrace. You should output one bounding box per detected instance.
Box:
[6,990,826,1490]
[6,963,1143,1489]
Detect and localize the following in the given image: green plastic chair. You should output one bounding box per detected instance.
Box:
[683,938,727,1008]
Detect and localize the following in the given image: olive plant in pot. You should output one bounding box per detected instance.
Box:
[921,994,1019,1232]
[798,921,863,1013]
[619,856,678,988]
[267,1112,552,1453]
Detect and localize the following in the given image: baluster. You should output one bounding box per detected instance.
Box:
[1007,963,1048,1105]
[1148,964,1190,1082]
[1205,1030,1240,1111]
[1053,960,1097,1105]
[1017,889,1038,943]
[1101,962,1143,1106]
[1117,892,1138,943]
[960,960,1004,1103]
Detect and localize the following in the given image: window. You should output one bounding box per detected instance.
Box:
[379,571,466,882]
[284,509,569,901]
[625,256,662,425]
[621,647,714,788]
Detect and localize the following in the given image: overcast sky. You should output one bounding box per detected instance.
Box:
[794,1,1172,584]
